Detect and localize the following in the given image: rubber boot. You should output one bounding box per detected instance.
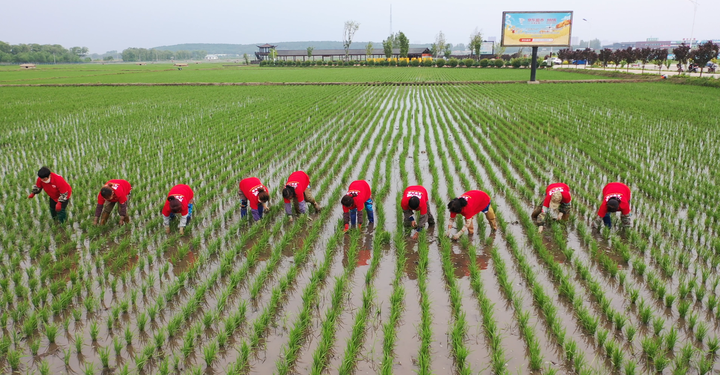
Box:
[99,212,110,225]
[485,206,497,231]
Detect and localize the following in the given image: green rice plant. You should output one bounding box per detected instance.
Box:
[688,313,699,329]
[697,354,713,375]
[137,312,147,332]
[90,320,99,341]
[665,293,676,308]
[45,322,58,343]
[624,359,637,375]
[652,316,665,335]
[203,340,218,367]
[124,326,133,346]
[653,353,670,373]
[63,347,71,366]
[678,299,691,318]
[39,359,50,375]
[113,336,122,356]
[665,326,678,351]
[30,338,40,355]
[708,336,720,354]
[679,343,694,367]
[696,322,709,342]
[625,325,637,342]
[74,332,84,354]
[99,345,110,368]
[628,288,640,304]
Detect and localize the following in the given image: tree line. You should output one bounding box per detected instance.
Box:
[120,48,207,62]
[0,41,88,63]
[556,41,719,76]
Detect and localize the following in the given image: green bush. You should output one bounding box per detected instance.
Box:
[510,58,522,68]
[448,58,459,68]
[422,59,433,67]
[410,59,421,67]
[493,59,505,68]
[479,59,490,68]
[435,58,446,67]
[399,59,409,67]
[463,58,475,68]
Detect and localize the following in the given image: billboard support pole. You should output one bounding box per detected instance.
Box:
[530,46,539,81]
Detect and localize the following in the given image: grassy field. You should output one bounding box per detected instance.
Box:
[1,71,720,375]
[0,63,613,84]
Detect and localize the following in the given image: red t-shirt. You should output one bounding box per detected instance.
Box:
[239,177,269,210]
[401,185,429,215]
[450,190,491,220]
[597,182,632,217]
[162,184,194,217]
[36,173,72,201]
[343,180,371,213]
[284,171,310,203]
[97,179,131,204]
[542,182,572,209]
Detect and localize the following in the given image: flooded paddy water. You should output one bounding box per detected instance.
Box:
[1,80,720,374]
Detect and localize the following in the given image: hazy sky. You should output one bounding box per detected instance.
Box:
[1,0,716,53]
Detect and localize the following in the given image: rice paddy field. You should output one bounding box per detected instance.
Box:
[1,66,720,375]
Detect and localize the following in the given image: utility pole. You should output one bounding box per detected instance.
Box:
[688,0,698,49]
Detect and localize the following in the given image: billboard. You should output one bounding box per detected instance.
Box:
[480,41,494,55]
[501,11,573,47]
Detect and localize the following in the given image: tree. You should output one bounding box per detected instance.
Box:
[689,41,720,77]
[494,43,506,60]
[557,49,571,66]
[382,37,393,58]
[243,53,250,65]
[468,28,483,59]
[103,55,114,61]
[434,31,447,59]
[672,43,691,72]
[342,20,360,61]
[306,46,314,60]
[636,47,653,73]
[610,49,623,71]
[397,32,409,58]
[651,48,668,75]
[365,42,373,59]
[268,48,278,61]
[620,47,637,72]
[444,44,452,59]
[598,48,613,70]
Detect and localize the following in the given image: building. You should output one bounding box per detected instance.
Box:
[602,38,720,51]
[255,44,432,61]
[20,64,36,69]
[205,54,219,60]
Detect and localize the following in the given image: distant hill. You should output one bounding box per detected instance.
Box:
[154,41,432,55]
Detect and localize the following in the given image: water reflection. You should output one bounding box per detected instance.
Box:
[342,228,375,268]
[403,230,492,280]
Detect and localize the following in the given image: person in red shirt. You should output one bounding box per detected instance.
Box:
[446,190,497,240]
[281,170,321,221]
[401,185,435,239]
[340,180,373,232]
[28,166,72,224]
[94,179,132,226]
[162,184,194,235]
[238,177,270,222]
[532,182,572,233]
[597,182,632,228]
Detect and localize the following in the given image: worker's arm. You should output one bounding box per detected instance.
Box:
[452,217,473,240]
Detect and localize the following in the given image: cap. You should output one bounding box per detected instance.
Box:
[548,191,562,210]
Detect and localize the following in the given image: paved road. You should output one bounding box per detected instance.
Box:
[554,63,719,79]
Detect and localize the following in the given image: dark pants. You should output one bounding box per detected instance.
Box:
[49,198,69,224]
[241,200,264,222]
